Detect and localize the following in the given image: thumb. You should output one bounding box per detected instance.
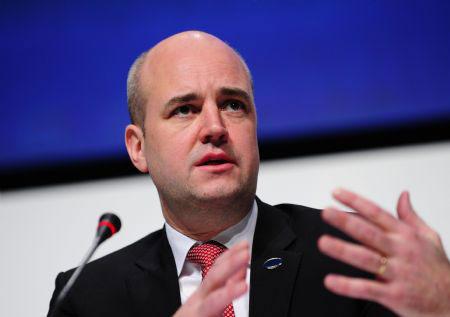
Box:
[397,191,440,246]
[397,191,425,229]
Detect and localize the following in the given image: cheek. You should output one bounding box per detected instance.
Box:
[230,122,259,160]
[146,131,192,169]
[235,120,257,144]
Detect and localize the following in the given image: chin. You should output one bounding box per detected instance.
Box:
[192,181,254,204]
[195,189,238,201]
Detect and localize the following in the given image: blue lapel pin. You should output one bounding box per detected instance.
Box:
[263,257,283,270]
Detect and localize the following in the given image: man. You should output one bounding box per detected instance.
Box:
[48,31,450,317]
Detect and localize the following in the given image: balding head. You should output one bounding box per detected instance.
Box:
[126,31,253,130]
[124,30,259,230]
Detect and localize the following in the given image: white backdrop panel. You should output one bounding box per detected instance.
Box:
[1,141,449,316]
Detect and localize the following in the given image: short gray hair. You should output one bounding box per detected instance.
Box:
[126,50,148,129]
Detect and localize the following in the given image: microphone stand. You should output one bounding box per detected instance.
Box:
[49,218,119,317]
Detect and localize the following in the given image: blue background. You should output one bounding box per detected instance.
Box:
[1,0,449,170]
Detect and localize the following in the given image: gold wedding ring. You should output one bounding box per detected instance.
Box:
[377,256,388,276]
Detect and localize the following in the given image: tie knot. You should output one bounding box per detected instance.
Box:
[186,241,227,278]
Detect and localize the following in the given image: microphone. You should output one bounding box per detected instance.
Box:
[97,213,122,243]
[49,213,121,317]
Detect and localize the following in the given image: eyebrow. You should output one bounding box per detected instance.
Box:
[163,87,253,110]
[220,87,252,104]
[164,93,199,110]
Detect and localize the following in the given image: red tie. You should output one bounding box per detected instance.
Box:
[186,241,236,317]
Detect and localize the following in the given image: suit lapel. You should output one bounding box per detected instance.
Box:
[126,230,181,317]
[249,199,303,317]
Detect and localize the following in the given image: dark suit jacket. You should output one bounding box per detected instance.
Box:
[48,199,396,316]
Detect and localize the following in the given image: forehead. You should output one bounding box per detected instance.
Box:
[140,41,252,104]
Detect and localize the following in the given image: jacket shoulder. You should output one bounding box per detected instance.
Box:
[48,228,167,316]
[70,228,165,275]
[53,227,166,297]
[266,201,343,241]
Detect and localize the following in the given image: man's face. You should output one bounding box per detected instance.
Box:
[138,38,259,207]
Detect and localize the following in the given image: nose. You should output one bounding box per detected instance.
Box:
[199,103,228,146]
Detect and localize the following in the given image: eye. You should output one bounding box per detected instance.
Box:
[221,100,246,112]
[172,105,196,117]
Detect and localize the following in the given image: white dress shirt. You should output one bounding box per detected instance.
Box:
[165,201,258,317]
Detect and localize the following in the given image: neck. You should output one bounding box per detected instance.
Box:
[160,193,254,241]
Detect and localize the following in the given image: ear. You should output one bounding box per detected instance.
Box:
[125,124,149,173]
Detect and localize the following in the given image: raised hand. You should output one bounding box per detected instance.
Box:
[173,241,250,317]
[318,188,450,317]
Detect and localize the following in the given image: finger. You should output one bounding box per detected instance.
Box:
[322,207,394,255]
[198,280,248,317]
[213,241,249,267]
[200,243,250,295]
[333,188,399,232]
[228,265,247,284]
[397,191,428,229]
[324,274,387,305]
[397,191,443,247]
[318,235,393,280]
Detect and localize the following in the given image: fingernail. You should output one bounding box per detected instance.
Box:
[405,191,410,201]
[405,191,415,212]
[236,240,249,249]
[318,235,331,248]
[322,207,336,220]
[324,275,337,288]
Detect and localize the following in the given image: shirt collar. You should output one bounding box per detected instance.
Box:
[165,200,258,276]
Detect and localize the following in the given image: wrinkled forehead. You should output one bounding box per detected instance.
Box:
[140,38,252,103]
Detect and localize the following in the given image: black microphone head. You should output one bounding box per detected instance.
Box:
[96,213,121,243]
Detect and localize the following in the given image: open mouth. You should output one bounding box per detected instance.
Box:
[195,153,235,170]
[201,159,229,166]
